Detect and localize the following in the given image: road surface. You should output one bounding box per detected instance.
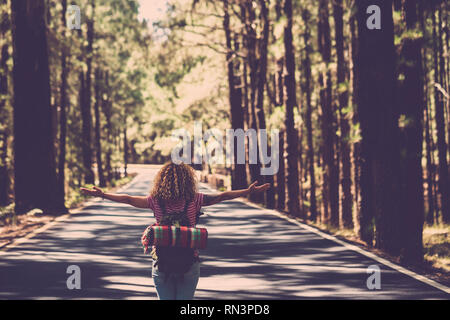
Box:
[0,165,448,299]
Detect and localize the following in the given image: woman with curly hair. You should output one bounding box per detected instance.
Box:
[81,161,269,300]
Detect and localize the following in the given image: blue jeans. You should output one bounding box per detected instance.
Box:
[152,260,200,300]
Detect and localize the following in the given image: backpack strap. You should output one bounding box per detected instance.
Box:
[157,198,190,218]
[182,199,189,215]
[158,199,166,216]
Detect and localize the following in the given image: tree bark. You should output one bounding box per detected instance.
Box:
[356,0,400,252]
[222,0,247,190]
[57,0,68,207]
[243,1,263,202]
[301,7,317,221]
[432,6,449,223]
[283,0,300,216]
[419,3,436,225]
[101,71,113,183]
[333,0,353,229]
[318,0,339,226]
[350,9,361,236]
[256,0,274,208]
[0,0,10,206]
[81,0,95,184]
[396,0,424,264]
[94,68,105,187]
[437,6,449,223]
[11,0,63,214]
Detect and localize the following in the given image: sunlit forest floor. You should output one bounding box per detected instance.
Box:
[423,225,450,272]
[0,173,136,249]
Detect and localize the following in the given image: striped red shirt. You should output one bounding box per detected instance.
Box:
[147,193,204,227]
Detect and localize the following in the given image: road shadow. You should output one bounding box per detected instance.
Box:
[0,172,448,299]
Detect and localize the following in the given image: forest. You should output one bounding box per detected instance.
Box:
[0,0,449,271]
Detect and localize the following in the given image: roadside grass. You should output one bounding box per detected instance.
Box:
[303,217,449,285]
[311,221,356,239]
[423,224,449,272]
[0,203,16,226]
[307,220,449,273]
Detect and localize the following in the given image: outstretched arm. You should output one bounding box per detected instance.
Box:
[202,181,270,206]
[80,186,149,209]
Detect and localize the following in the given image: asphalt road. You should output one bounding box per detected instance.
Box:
[0,165,448,299]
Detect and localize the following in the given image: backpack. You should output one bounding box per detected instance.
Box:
[153,199,196,278]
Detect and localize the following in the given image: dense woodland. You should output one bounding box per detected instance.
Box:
[0,0,449,266]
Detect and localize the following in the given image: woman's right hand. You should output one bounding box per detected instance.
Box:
[203,181,271,207]
[80,186,104,198]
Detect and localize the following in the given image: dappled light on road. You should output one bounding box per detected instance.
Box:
[0,167,448,299]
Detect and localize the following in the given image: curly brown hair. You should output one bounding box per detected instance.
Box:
[150,161,198,202]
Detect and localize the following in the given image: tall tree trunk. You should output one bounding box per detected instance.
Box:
[222,0,247,190]
[243,1,263,202]
[57,0,68,206]
[81,0,95,184]
[275,0,284,106]
[318,0,339,226]
[276,58,284,106]
[301,7,317,221]
[432,7,449,223]
[240,4,250,133]
[283,0,300,217]
[101,71,113,183]
[255,0,274,208]
[397,0,424,264]
[94,68,105,187]
[0,0,10,206]
[356,0,400,253]
[445,2,450,160]
[274,0,283,110]
[298,127,305,216]
[11,0,64,214]
[350,10,361,235]
[333,0,353,229]
[437,6,449,223]
[424,80,436,225]
[420,3,435,225]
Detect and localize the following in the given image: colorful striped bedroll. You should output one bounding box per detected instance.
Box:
[141,225,208,254]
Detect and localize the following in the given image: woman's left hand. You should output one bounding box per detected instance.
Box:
[247,181,270,194]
